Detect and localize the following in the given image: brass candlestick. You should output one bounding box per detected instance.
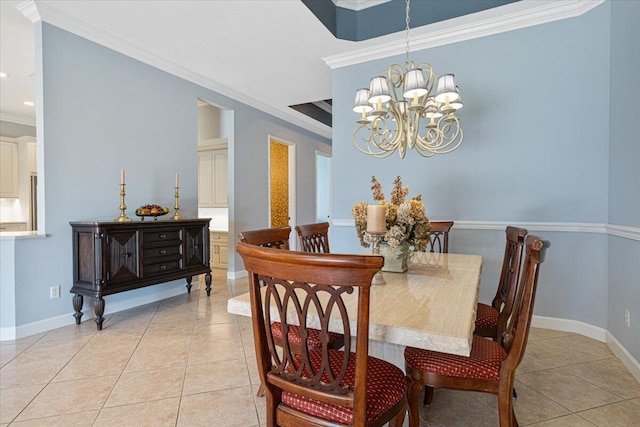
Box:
[171,186,183,220]
[369,232,386,285]
[114,184,132,222]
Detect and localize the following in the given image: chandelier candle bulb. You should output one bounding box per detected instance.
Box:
[367,205,387,234]
[120,169,125,185]
[175,173,179,188]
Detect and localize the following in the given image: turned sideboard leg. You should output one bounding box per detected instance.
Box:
[94,297,105,330]
[205,272,212,297]
[186,276,193,293]
[72,294,84,324]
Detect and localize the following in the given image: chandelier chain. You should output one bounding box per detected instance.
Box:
[405,0,411,66]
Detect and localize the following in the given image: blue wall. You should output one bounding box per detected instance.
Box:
[332,1,638,361]
[607,0,640,359]
[7,23,329,330]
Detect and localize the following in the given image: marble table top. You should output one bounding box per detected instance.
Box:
[227,252,482,356]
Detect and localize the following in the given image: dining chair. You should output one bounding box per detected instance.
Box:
[238,226,345,397]
[236,242,407,427]
[295,221,331,253]
[405,235,548,427]
[237,226,291,250]
[474,226,527,340]
[426,221,454,253]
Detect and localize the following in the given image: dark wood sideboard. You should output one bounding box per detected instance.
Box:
[70,219,212,330]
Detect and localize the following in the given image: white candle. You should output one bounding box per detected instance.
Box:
[175,173,179,188]
[120,169,125,185]
[366,205,386,234]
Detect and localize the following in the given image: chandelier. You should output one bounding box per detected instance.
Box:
[352,0,464,159]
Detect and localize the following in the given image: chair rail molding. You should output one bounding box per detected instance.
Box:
[332,219,640,241]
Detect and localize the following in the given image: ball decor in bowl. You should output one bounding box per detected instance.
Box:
[135,204,170,221]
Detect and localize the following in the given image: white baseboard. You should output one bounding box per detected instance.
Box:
[228,270,247,280]
[606,331,640,383]
[0,281,201,341]
[532,315,608,341]
[532,315,639,382]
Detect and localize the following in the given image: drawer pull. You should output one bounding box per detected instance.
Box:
[159,265,167,270]
[159,234,166,239]
[159,249,167,255]
[122,253,130,259]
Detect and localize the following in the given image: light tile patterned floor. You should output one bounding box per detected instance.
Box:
[1,272,639,426]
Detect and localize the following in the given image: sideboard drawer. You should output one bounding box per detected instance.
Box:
[144,259,182,276]
[142,245,182,261]
[143,229,181,244]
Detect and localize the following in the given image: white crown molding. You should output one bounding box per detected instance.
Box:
[16,1,40,23]
[323,0,605,69]
[0,112,36,127]
[29,2,331,140]
[332,219,640,242]
[333,0,391,12]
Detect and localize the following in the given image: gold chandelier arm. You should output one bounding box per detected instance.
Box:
[353,116,408,159]
[414,114,464,156]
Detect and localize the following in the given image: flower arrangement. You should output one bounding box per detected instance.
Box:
[352,176,431,250]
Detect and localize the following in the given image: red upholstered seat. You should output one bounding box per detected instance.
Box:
[405,335,507,382]
[271,322,342,347]
[282,349,407,425]
[475,302,499,329]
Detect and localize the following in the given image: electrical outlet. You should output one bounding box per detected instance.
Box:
[625,309,631,328]
[50,285,60,299]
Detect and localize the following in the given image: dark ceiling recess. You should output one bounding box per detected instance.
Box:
[290,99,332,127]
[293,0,519,127]
[301,0,519,41]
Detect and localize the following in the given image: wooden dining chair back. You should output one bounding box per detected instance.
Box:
[237,226,291,250]
[405,235,548,427]
[475,226,527,339]
[295,222,331,253]
[236,242,407,427]
[426,221,454,253]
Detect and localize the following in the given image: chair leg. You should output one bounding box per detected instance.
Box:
[498,386,517,427]
[392,401,407,427]
[407,380,423,427]
[422,385,435,406]
[256,384,265,397]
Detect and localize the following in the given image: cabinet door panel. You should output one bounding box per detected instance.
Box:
[0,141,19,198]
[218,244,229,268]
[198,151,214,207]
[184,225,208,268]
[212,149,228,207]
[106,230,140,284]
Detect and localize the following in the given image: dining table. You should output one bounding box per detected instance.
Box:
[226,251,482,369]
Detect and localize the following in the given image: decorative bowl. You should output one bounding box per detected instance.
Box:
[135,205,170,221]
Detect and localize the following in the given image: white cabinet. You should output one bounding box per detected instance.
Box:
[0,141,19,198]
[28,141,37,174]
[0,222,27,232]
[210,232,228,269]
[198,146,228,208]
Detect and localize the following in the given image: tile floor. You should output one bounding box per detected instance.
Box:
[1,271,639,426]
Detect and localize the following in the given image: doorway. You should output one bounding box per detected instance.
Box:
[268,136,296,248]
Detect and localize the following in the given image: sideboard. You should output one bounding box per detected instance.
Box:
[70,219,212,330]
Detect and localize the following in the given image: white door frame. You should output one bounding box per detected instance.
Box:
[315,150,332,224]
[268,135,297,249]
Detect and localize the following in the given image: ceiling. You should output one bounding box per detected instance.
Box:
[0,0,600,137]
